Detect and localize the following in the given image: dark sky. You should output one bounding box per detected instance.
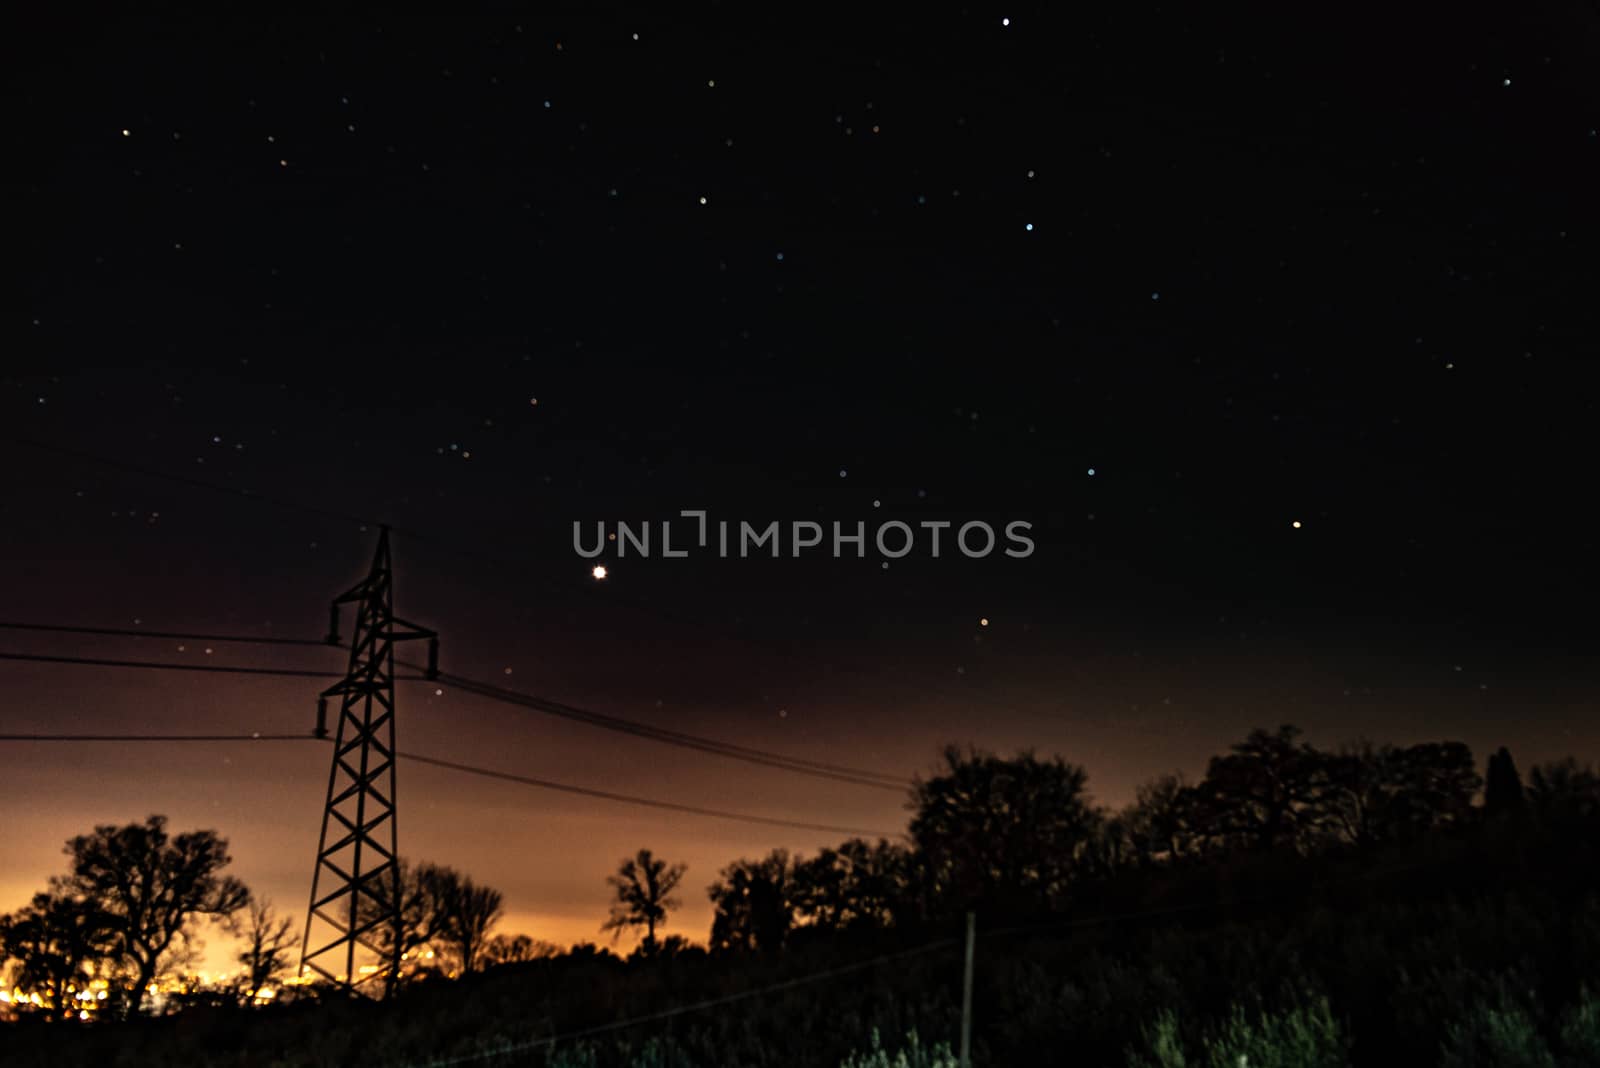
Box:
[4,4,1598,953]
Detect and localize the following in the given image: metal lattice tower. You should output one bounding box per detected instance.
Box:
[299,527,437,995]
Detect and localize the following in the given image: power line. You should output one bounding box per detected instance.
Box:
[422,669,911,791]
[0,732,902,838]
[396,750,900,837]
[0,650,357,679]
[8,434,833,665]
[8,440,936,789]
[0,733,321,742]
[0,618,912,789]
[0,620,330,646]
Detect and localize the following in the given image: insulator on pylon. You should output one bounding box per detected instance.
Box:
[325,603,342,645]
[314,696,328,739]
[426,636,440,680]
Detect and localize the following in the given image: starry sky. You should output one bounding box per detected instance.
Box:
[4,5,1599,957]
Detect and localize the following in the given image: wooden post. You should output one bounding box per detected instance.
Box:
[959,910,976,1067]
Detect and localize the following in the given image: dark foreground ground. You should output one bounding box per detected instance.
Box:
[7,823,1600,1068]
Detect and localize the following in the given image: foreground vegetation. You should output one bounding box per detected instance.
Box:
[5,727,1600,1066]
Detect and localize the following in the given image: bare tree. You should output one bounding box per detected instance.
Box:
[376,860,507,977]
[378,858,450,979]
[54,815,249,1017]
[435,873,503,974]
[602,849,686,954]
[236,898,295,998]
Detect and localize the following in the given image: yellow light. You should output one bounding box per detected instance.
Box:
[1291,520,1302,529]
[979,618,989,627]
[592,565,608,580]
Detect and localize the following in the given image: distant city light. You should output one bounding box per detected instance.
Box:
[592,565,609,579]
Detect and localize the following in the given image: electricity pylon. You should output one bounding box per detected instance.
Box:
[299,527,438,996]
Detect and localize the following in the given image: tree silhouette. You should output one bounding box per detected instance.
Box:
[1324,740,1481,847]
[602,849,686,954]
[908,745,1101,917]
[434,871,504,974]
[1193,726,1336,853]
[708,850,797,952]
[480,933,559,967]
[236,898,295,999]
[1527,758,1600,829]
[379,859,496,979]
[1387,741,1480,833]
[0,890,116,1019]
[1121,773,1202,864]
[53,815,249,1017]
[793,838,909,932]
[1485,746,1528,818]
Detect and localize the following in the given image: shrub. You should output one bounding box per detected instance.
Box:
[1558,988,1600,1068]
[1202,996,1347,1068]
[1127,998,1347,1068]
[1126,1009,1188,1068]
[1438,986,1555,1068]
[839,1027,959,1068]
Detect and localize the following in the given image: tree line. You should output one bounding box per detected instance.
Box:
[5,724,1598,1021]
[686,727,1595,953]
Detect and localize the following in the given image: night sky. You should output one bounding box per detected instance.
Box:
[5,5,1598,956]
